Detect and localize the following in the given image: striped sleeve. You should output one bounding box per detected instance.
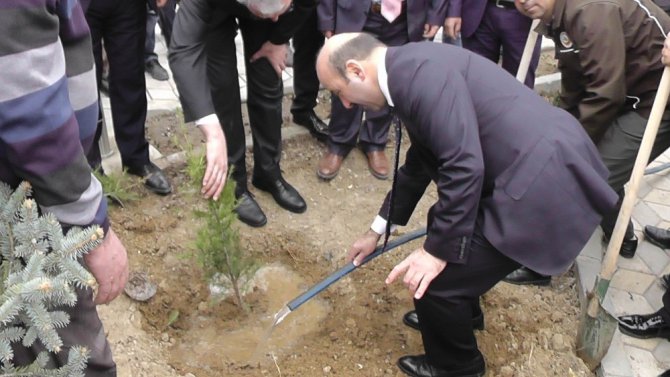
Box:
[0,0,109,234]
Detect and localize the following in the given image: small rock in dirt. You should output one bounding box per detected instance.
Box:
[161,333,169,342]
[551,333,569,351]
[197,301,208,311]
[550,312,563,323]
[184,374,196,377]
[323,365,332,373]
[329,331,338,341]
[345,318,356,328]
[500,366,514,377]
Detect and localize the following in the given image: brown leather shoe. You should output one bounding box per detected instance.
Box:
[317,151,344,180]
[366,150,389,180]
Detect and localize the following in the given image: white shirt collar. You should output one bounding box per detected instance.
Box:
[376,49,394,107]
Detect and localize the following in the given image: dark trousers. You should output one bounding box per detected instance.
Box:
[206,15,284,193]
[291,9,324,114]
[85,0,150,170]
[327,11,409,155]
[598,112,670,238]
[12,287,116,376]
[462,3,540,89]
[414,227,520,368]
[662,286,670,323]
[146,0,177,63]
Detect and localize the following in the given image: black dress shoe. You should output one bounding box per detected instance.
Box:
[618,310,670,340]
[252,176,307,214]
[292,110,329,142]
[397,354,485,377]
[402,310,484,331]
[145,59,169,81]
[602,232,638,258]
[645,225,670,249]
[125,162,172,195]
[660,369,670,377]
[503,266,551,286]
[234,192,267,228]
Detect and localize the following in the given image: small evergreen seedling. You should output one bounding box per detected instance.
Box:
[0,181,101,376]
[184,150,258,312]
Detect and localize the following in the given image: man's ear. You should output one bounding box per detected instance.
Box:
[345,59,365,82]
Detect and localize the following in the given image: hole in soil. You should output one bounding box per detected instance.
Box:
[169,263,329,371]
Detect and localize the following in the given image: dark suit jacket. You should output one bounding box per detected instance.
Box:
[379,43,618,275]
[169,0,316,122]
[317,0,448,42]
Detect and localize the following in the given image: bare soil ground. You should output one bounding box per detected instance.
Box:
[99,81,595,377]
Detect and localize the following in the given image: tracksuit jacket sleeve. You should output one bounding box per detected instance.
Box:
[0,0,109,233]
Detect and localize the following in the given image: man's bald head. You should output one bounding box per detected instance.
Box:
[318,33,386,82]
[316,33,389,112]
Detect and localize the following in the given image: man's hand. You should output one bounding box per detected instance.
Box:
[84,228,129,305]
[323,31,334,39]
[347,229,381,266]
[250,41,288,77]
[197,122,228,201]
[423,24,440,39]
[443,17,462,40]
[385,247,447,299]
[663,34,670,66]
[156,0,167,8]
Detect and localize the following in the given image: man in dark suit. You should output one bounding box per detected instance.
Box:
[170,0,315,227]
[444,0,541,88]
[317,33,617,376]
[316,0,447,181]
[83,0,173,196]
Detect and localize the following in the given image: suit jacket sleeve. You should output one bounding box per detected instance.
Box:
[567,3,626,141]
[427,0,449,27]
[168,0,217,122]
[391,62,485,264]
[317,0,336,32]
[269,0,318,45]
[446,0,462,18]
[378,145,432,226]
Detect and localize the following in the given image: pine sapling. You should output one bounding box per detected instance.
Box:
[184,149,258,312]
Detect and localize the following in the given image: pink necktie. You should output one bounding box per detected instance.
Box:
[381,0,402,23]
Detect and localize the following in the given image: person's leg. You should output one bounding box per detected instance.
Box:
[461,5,502,65]
[103,0,149,169]
[495,9,541,88]
[145,5,169,81]
[357,11,410,179]
[598,112,670,254]
[104,0,171,194]
[83,0,108,172]
[290,9,328,140]
[157,0,177,48]
[291,10,324,115]
[205,14,267,227]
[400,227,520,373]
[145,6,158,64]
[239,18,307,213]
[11,287,116,376]
[206,15,247,192]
